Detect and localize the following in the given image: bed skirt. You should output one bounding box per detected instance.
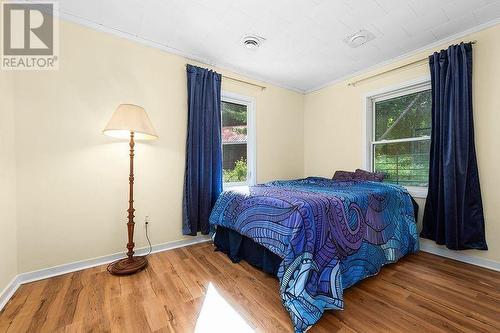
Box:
[213,196,419,278]
[213,225,282,275]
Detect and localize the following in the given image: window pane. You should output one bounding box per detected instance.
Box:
[222,144,247,183]
[222,101,247,183]
[375,89,432,141]
[374,140,430,187]
[222,101,247,126]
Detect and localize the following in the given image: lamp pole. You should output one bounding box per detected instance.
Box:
[126,131,136,259]
[108,131,148,275]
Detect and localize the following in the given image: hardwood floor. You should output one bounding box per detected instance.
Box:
[1,242,499,333]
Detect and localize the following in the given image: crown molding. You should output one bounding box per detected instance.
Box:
[305,17,500,94]
[20,1,500,95]
[48,9,305,94]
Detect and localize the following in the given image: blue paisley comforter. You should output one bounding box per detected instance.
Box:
[209,177,419,332]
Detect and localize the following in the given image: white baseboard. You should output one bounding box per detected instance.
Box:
[419,238,500,272]
[3,235,498,311]
[0,235,211,311]
[0,275,22,312]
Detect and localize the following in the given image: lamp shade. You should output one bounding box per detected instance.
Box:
[103,104,158,140]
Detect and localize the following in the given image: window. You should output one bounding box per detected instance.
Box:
[221,92,255,186]
[366,81,431,192]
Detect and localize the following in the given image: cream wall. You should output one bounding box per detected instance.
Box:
[304,24,500,263]
[0,70,18,292]
[10,20,303,273]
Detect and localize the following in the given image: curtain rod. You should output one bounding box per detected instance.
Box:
[347,40,477,87]
[222,75,267,90]
[186,63,266,90]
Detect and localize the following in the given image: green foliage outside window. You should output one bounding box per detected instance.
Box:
[223,158,247,183]
[374,141,430,186]
[374,89,432,187]
[375,90,431,140]
[222,101,247,126]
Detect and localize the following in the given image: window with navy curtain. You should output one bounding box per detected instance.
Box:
[182,65,223,235]
[421,42,487,250]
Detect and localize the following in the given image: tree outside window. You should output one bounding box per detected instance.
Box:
[222,101,248,184]
[372,88,432,187]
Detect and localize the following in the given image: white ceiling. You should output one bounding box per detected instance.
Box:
[58,0,500,92]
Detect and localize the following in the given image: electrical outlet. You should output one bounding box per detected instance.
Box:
[145,215,150,225]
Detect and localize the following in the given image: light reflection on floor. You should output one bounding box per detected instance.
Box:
[194,283,255,333]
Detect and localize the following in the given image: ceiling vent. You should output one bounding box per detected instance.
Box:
[343,29,375,48]
[241,35,265,49]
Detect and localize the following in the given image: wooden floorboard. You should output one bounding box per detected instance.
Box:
[1,243,499,333]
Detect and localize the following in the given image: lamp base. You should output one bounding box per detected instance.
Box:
[108,256,148,275]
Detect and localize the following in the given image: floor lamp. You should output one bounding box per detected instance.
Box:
[103,104,158,275]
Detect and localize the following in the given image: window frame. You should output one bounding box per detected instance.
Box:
[221,91,257,188]
[363,77,431,198]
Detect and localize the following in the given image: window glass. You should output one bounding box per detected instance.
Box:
[372,87,431,187]
[222,101,248,184]
[374,90,432,141]
[374,140,430,187]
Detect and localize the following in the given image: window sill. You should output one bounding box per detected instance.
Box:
[405,186,428,199]
[223,182,249,190]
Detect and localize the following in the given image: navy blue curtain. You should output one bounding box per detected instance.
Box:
[182,65,223,235]
[421,43,487,250]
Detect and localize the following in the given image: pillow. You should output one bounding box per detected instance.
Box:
[353,169,385,182]
[332,170,355,181]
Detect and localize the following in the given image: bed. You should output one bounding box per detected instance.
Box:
[209,177,419,333]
